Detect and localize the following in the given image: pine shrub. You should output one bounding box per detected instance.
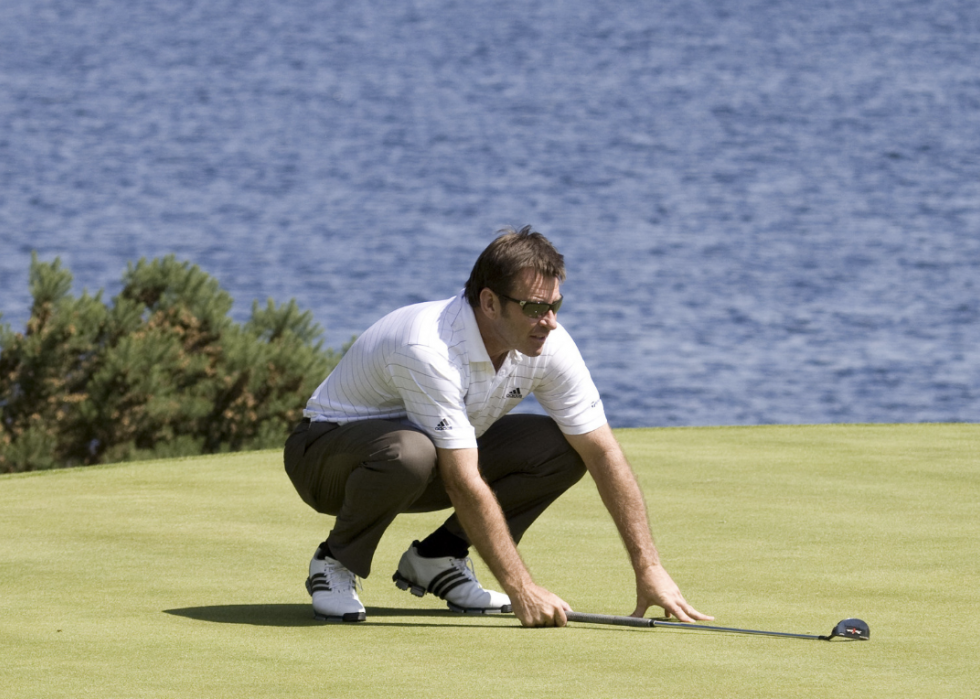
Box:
[0,254,347,472]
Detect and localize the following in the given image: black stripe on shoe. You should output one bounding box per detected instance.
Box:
[426,568,459,595]
[434,576,470,599]
[428,569,469,599]
[308,573,332,593]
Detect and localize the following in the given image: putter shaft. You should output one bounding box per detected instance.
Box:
[651,618,825,640]
[565,612,654,628]
[565,612,866,641]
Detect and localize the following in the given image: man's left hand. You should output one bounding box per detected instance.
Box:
[631,563,714,623]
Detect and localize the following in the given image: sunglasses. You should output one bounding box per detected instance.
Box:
[495,291,564,319]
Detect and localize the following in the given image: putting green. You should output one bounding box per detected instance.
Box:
[1,424,977,698]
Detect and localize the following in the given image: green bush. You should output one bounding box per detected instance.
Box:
[0,254,348,472]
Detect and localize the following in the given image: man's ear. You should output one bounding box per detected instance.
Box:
[479,287,501,318]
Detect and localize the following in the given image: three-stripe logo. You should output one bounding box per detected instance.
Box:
[427,568,470,600]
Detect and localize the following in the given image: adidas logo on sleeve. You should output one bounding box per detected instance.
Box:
[434,419,452,431]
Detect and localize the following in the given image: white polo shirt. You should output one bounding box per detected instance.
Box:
[304,292,606,449]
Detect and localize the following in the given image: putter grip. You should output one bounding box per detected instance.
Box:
[565,612,654,628]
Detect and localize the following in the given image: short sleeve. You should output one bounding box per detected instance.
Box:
[532,329,607,435]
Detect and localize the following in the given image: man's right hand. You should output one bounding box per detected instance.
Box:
[509,582,570,627]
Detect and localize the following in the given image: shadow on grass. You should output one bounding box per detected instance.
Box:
[163,604,518,629]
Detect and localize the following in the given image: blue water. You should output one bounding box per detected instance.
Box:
[2,0,978,427]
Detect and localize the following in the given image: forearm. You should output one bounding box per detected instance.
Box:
[436,448,533,595]
[591,459,662,570]
[437,447,570,627]
[570,426,661,570]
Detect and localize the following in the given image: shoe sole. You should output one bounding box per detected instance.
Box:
[312,611,367,623]
[392,571,513,615]
[306,577,366,623]
[446,602,512,615]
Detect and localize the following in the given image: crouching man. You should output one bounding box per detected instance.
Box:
[284,226,712,627]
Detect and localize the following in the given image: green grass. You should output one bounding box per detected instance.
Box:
[2,423,977,698]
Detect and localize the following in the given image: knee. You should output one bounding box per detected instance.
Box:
[523,417,588,484]
[556,442,587,486]
[539,417,583,455]
[368,428,438,488]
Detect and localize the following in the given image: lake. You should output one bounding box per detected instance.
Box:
[1,0,977,427]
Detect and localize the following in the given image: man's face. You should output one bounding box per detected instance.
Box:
[494,268,561,358]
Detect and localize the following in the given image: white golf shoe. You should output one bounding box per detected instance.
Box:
[306,550,366,622]
[392,542,512,614]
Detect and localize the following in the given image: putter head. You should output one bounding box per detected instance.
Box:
[828,618,870,641]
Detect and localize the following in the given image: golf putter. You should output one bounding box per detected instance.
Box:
[565,612,870,641]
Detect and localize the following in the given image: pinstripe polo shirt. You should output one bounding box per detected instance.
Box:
[304,292,606,449]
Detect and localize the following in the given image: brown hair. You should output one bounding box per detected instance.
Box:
[464,225,566,306]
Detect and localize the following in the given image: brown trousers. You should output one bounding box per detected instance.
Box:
[283,414,586,577]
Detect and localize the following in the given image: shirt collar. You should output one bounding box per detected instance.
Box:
[457,290,494,365]
[455,291,526,374]
[456,291,521,369]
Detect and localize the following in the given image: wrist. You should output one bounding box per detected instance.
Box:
[501,569,536,599]
[632,549,661,572]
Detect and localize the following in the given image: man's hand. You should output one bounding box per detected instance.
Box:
[632,563,714,622]
[510,582,570,627]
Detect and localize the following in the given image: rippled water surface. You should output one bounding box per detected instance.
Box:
[1,0,978,426]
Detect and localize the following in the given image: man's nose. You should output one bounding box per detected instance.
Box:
[539,311,559,330]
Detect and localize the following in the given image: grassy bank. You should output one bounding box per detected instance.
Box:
[1,424,977,698]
